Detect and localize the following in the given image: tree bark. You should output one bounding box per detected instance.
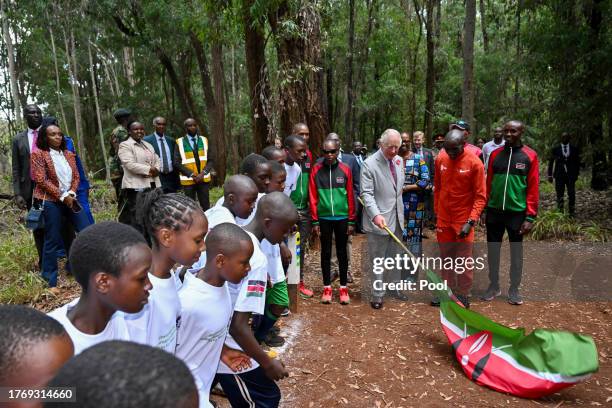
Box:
[479,0,489,52]
[63,27,87,170]
[190,30,226,184]
[423,0,436,144]
[88,39,110,182]
[1,0,22,122]
[269,1,329,154]
[243,0,272,152]
[461,0,476,128]
[47,9,70,138]
[345,0,356,141]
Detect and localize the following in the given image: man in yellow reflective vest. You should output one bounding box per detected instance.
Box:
[172,118,215,210]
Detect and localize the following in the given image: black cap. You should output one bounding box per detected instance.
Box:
[450,120,470,131]
[113,108,131,119]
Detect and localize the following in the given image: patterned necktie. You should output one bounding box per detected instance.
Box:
[31,129,38,153]
[159,136,169,173]
[389,159,397,186]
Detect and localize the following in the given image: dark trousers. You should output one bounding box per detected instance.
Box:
[41,201,93,287]
[297,208,312,281]
[214,367,281,408]
[555,175,576,215]
[320,219,349,286]
[183,182,210,210]
[486,209,525,291]
[159,172,180,194]
[119,188,151,232]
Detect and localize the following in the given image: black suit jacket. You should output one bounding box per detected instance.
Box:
[548,144,581,180]
[11,130,33,201]
[144,133,180,189]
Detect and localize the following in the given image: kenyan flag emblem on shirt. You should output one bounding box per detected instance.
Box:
[246,280,266,297]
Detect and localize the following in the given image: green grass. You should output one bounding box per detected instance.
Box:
[0,225,47,304]
[531,210,582,240]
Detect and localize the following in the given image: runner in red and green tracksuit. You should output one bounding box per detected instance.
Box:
[309,141,356,305]
[482,120,539,305]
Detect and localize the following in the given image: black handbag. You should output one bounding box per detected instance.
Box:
[25,195,45,231]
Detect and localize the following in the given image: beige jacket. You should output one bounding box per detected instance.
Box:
[118,137,161,189]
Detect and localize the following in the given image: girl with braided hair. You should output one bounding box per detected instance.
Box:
[124,189,208,354]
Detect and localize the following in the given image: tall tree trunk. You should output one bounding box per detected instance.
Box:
[210,33,228,183]
[479,0,489,52]
[63,27,87,170]
[513,1,522,113]
[461,0,476,128]
[345,0,356,141]
[354,0,378,139]
[1,0,22,122]
[243,0,272,152]
[326,63,334,131]
[123,47,136,95]
[87,39,110,182]
[270,2,329,153]
[423,0,436,144]
[47,10,70,137]
[190,31,226,184]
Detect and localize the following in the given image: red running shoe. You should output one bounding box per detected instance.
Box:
[339,287,350,305]
[299,281,314,298]
[321,286,332,304]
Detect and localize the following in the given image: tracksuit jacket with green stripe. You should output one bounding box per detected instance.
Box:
[486,143,539,221]
[308,160,356,225]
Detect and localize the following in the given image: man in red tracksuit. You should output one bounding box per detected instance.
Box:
[309,139,356,305]
[434,130,487,308]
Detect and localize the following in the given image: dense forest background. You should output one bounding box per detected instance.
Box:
[1,0,610,187]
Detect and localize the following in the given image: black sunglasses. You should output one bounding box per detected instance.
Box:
[322,149,338,154]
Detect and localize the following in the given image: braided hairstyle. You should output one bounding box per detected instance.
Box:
[136,189,204,246]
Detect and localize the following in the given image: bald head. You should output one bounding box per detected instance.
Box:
[224,175,258,198]
[444,129,465,160]
[257,192,297,223]
[205,222,253,258]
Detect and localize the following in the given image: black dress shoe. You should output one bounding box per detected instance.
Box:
[370,297,384,309]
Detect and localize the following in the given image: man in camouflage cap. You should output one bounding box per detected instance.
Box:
[109,108,131,210]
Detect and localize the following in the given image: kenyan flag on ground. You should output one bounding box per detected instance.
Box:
[426,270,599,399]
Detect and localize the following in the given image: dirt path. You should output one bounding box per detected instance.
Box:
[268,234,612,408]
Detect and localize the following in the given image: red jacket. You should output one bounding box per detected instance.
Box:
[31,149,80,202]
[434,149,486,232]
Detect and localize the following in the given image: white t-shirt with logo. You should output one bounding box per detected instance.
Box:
[123,271,181,354]
[283,162,301,196]
[48,298,130,355]
[176,272,232,408]
[217,231,268,374]
[260,238,285,284]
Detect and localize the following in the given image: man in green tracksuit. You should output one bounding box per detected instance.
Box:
[309,140,356,305]
[481,120,539,305]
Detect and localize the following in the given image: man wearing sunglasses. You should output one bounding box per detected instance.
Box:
[360,129,406,309]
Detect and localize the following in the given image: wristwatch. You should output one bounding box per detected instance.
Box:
[467,219,475,226]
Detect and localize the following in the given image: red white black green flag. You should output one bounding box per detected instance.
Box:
[426,270,599,398]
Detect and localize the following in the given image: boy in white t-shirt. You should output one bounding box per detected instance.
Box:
[189,175,259,274]
[176,223,254,408]
[214,192,298,408]
[48,222,152,355]
[123,190,207,353]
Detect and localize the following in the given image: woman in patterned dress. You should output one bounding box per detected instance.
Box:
[398,145,431,259]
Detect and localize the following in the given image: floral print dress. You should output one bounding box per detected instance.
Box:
[402,152,431,256]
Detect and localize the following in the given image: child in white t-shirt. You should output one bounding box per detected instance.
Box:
[189,175,259,274]
[48,222,153,355]
[123,190,208,354]
[214,192,298,408]
[176,223,254,408]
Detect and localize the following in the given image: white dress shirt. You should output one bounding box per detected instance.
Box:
[50,149,75,200]
[155,133,173,173]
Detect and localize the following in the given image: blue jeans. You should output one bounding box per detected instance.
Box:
[42,200,93,287]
